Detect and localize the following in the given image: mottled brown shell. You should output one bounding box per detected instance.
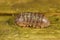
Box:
[15,12,50,28]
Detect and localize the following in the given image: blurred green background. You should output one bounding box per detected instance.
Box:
[0,0,60,13]
[0,0,60,40]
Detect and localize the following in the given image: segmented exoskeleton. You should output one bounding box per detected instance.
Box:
[15,12,50,28]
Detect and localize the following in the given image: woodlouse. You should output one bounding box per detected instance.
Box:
[15,12,50,28]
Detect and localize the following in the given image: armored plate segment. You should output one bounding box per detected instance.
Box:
[15,12,50,28]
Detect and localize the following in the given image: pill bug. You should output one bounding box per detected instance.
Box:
[15,12,50,28]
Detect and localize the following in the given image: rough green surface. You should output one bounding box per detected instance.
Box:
[0,0,60,40]
[0,13,60,40]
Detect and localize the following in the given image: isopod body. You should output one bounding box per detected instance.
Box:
[15,12,50,28]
